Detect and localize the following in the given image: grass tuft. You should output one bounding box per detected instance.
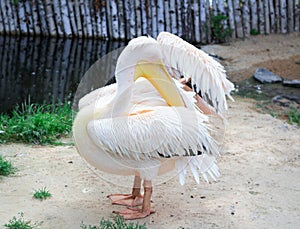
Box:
[0,155,17,176]
[4,212,37,229]
[0,101,72,145]
[80,214,147,229]
[33,187,52,201]
[287,107,300,126]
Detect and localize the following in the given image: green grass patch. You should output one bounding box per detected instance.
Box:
[80,214,147,229]
[0,101,72,145]
[0,155,17,176]
[4,212,38,229]
[287,107,300,126]
[33,187,52,201]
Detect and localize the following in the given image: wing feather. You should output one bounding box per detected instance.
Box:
[87,107,218,160]
[157,32,234,116]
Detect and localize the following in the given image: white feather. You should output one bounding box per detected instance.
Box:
[157,32,235,116]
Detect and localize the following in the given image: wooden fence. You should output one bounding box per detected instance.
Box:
[0,0,299,43]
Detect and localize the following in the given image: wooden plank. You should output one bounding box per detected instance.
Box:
[217,0,228,29]
[280,0,287,33]
[169,0,177,34]
[258,0,265,34]
[164,0,171,32]
[157,0,165,33]
[109,0,119,39]
[100,0,108,38]
[129,0,137,38]
[37,0,49,36]
[249,0,258,33]
[118,0,126,39]
[60,0,73,37]
[0,2,4,34]
[242,0,250,36]
[275,0,281,32]
[233,0,244,38]
[6,1,16,35]
[124,0,131,39]
[67,1,77,36]
[200,0,207,42]
[11,1,20,35]
[45,1,57,36]
[31,0,41,36]
[24,1,35,36]
[212,0,217,16]
[0,1,10,34]
[176,0,183,37]
[80,0,88,38]
[150,0,157,37]
[227,0,236,38]
[295,0,300,32]
[140,0,147,35]
[193,0,200,43]
[53,0,64,37]
[287,0,294,32]
[206,0,211,43]
[264,0,270,34]
[146,0,153,35]
[135,0,142,36]
[269,0,276,33]
[74,0,83,37]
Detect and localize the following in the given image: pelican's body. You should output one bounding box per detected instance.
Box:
[73,32,234,219]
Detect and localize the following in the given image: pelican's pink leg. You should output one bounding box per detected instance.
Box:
[107,176,143,207]
[114,180,155,220]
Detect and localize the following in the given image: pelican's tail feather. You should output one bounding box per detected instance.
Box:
[176,155,220,185]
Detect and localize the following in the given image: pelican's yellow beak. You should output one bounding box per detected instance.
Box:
[134,60,185,107]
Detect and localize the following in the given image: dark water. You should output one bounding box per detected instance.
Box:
[0,36,126,113]
[235,78,300,102]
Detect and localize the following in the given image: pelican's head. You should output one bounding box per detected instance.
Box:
[115,36,185,107]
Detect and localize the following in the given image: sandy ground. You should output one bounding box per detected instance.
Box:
[1,34,300,229]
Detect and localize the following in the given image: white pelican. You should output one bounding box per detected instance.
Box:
[73,32,234,220]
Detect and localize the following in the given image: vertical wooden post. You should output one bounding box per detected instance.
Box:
[233,0,244,38]
[250,0,258,33]
[169,0,177,34]
[269,0,276,33]
[157,0,165,34]
[280,0,287,33]
[227,0,236,38]
[258,0,265,34]
[242,0,250,37]
[135,0,142,37]
[295,0,300,32]
[150,0,157,38]
[193,0,200,43]
[176,0,183,37]
[118,0,126,39]
[164,0,171,33]
[287,0,294,32]
[31,0,41,36]
[264,0,270,34]
[61,0,73,37]
[140,0,148,35]
[200,0,207,43]
[110,0,119,39]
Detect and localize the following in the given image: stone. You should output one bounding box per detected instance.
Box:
[253,68,282,84]
[282,79,300,88]
[272,94,300,107]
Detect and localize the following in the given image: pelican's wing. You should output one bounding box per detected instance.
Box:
[87,106,218,160]
[157,32,234,116]
[78,83,117,110]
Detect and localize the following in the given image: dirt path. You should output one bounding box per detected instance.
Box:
[1,98,299,229]
[202,33,300,82]
[1,34,300,228]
